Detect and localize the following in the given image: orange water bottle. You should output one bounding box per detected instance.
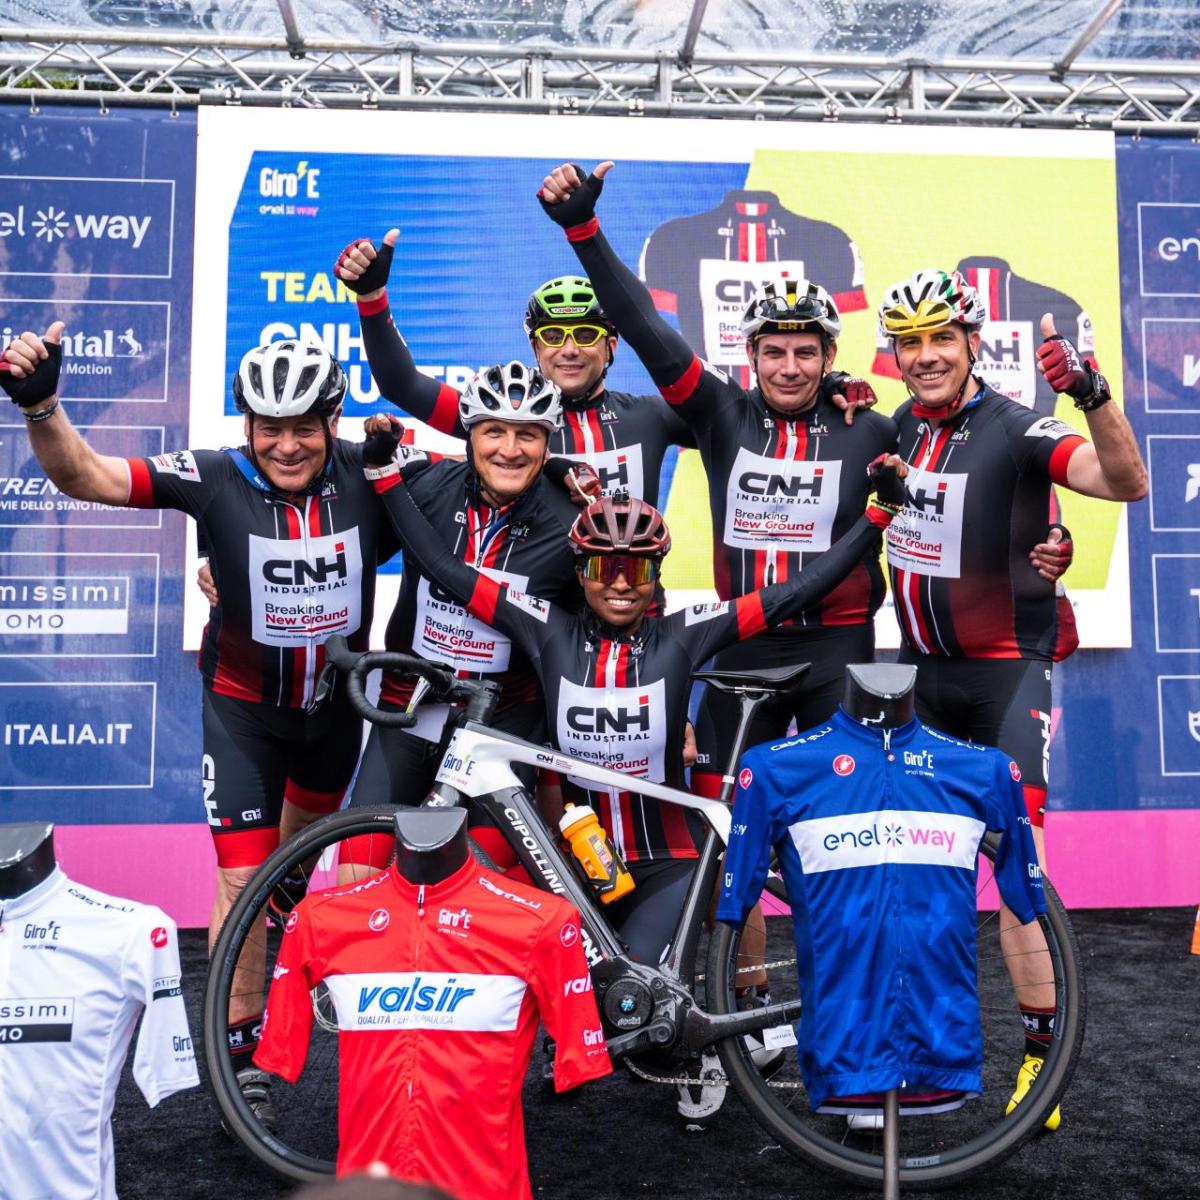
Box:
[558,803,635,903]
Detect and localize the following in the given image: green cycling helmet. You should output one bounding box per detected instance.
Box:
[523,276,616,337]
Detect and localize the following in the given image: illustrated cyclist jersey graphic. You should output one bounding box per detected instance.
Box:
[255,859,610,1200]
[380,457,582,712]
[718,709,1044,1110]
[873,256,1094,417]
[370,467,895,861]
[125,440,399,708]
[357,302,696,508]
[889,384,1085,660]
[639,190,866,385]
[0,869,198,1200]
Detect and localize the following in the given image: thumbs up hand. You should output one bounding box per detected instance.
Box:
[0,322,64,408]
[1035,312,1110,410]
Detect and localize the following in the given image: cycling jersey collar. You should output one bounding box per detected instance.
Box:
[909,374,988,423]
[386,853,478,902]
[225,447,336,498]
[0,866,66,919]
[831,705,921,747]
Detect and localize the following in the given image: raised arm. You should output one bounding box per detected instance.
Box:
[1,323,131,506]
[334,230,466,437]
[537,162,711,409]
[1035,314,1147,502]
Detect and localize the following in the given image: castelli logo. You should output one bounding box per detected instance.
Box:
[149,927,168,948]
[833,754,856,777]
[559,922,579,948]
[285,911,299,933]
[1009,761,1022,782]
[738,767,754,789]
[368,908,390,932]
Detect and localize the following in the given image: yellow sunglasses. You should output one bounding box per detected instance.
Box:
[532,324,610,348]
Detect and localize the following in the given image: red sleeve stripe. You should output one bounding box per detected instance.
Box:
[356,292,390,316]
[469,574,502,624]
[1048,436,1086,486]
[371,474,403,494]
[832,288,868,313]
[660,356,704,406]
[126,458,154,508]
[735,592,767,640]
[429,382,463,433]
[865,506,894,529]
[565,218,599,243]
[648,287,678,315]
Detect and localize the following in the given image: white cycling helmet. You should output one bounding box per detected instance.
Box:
[877,269,987,339]
[458,361,562,431]
[741,277,842,342]
[233,339,347,419]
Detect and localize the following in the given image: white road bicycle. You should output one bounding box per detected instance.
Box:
[205,636,1084,1188]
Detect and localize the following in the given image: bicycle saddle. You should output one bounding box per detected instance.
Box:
[692,662,811,695]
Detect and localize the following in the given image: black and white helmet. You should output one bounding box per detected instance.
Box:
[233,339,347,419]
[458,361,563,431]
[741,277,842,342]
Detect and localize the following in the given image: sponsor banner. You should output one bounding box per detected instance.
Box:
[323,971,527,1032]
[1137,202,1200,298]
[1156,676,1200,777]
[0,175,174,279]
[192,108,1124,648]
[0,552,159,656]
[1151,555,1200,654]
[1147,435,1200,532]
[788,809,986,874]
[1141,318,1200,414]
[0,423,164,529]
[0,298,169,402]
[0,681,156,791]
[0,105,196,827]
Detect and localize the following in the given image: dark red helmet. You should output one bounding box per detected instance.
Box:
[569,496,671,558]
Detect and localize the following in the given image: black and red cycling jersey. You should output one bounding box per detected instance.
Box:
[125,441,398,708]
[562,220,896,627]
[872,256,1094,418]
[372,468,890,862]
[357,295,695,508]
[639,189,866,389]
[380,455,582,711]
[889,382,1085,660]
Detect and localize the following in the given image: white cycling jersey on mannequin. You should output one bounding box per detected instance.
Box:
[0,868,199,1200]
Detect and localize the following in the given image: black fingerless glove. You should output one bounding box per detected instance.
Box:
[538,165,605,229]
[868,456,908,512]
[363,418,401,467]
[0,342,61,408]
[334,239,394,297]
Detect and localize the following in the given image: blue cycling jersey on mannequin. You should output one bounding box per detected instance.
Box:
[717,707,1045,1110]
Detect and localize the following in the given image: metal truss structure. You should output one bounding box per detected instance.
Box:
[2,23,1199,134]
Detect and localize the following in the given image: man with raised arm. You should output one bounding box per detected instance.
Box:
[0,323,400,1134]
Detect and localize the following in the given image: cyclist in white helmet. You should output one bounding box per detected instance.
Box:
[0,324,406,1134]
[344,362,593,841]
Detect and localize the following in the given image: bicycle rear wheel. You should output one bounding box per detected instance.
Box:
[706,834,1085,1188]
[204,807,418,1182]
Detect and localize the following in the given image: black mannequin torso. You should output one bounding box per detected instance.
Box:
[842,662,917,728]
[393,809,470,885]
[0,823,56,899]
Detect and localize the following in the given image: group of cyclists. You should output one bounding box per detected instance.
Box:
[0,157,1147,1144]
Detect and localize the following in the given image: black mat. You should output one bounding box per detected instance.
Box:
[111,908,1198,1200]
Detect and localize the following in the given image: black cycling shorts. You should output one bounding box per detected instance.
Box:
[692,623,875,796]
[899,651,1053,826]
[202,689,362,869]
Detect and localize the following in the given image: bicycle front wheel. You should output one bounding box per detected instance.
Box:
[706,834,1085,1189]
[203,807,412,1182]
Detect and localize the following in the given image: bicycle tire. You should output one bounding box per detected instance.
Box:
[707,836,1086,1189]
[204,806,469,1181]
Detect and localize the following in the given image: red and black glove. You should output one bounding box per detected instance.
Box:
[333,237,394,297]
[1036,335,1110,412]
